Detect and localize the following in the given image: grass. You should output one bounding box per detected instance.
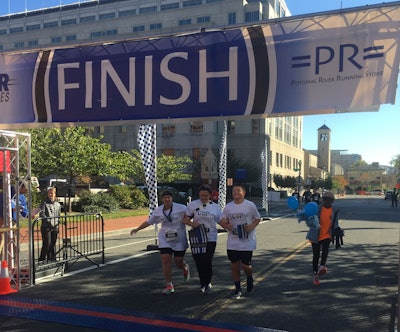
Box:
[101,208,149,220]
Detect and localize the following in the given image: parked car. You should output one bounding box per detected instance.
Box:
[368,189,384,196]
[384,191,392,200]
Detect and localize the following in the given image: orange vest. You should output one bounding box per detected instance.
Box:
[318,206,332,241]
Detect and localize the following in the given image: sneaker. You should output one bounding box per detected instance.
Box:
[232,289,242,299]
[199,286,205,294]
[183,263,190,282]
[204,283,212,295]
[162,284,175,295]
[247,276,254,293]
[312,274,320,286]
[317,265,327,277]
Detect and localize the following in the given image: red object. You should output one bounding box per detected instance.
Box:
[0,151,11,173]
[0,260,17,295]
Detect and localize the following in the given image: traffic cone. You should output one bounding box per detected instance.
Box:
[0,260,17,295]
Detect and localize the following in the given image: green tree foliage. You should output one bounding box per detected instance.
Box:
[72,190,119,213]
[273,174,297,189]
[109,185,148,209]
[391,154,400,177]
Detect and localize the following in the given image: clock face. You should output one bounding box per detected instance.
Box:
[320,133,328,141]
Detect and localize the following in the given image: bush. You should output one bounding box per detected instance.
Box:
[109,185,148,209]
[72,190,119,213]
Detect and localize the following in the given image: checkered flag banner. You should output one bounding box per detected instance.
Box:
[260,137,269,213]
[138,124,158,215]
[218,121,227,211]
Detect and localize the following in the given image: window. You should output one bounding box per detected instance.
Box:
[133,25,145,32]
[252,120,259,134]
[119,9,136,17]
[139,6,157,14]
[10,27,23,33]
[162,124,176,136]
[197,16,210,23]
[150,23,162,30]
[44,21,59,28]
[0,45,3,50]
[99,12,116,20]
[28,40,38,47]
[0,30,6,35]
[27,24,41,31]
[161,3,179,10]
[245,11,261,22]
[80,16,96,23]
[190,122,203,133]
[51,37,62,43]
[193,148,201,160]
[61,18,77,26]
[91,29,117,38]
[183,0,202,7]
[228,12,236,25]
[179,19,191,26]
[275,152,279,167]
[206,0,223,3]
[66,34,77,41]
[14,41,25,49]
[162,149,175,156]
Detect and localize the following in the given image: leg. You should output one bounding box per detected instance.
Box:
[48,229,58,261]
[161,253,173,283]
[311,242,321,274]
[320,238,331,267]
[231,260,241,283]
[39,227,50,261]
[191,252,204,286]
[203,242,216,286]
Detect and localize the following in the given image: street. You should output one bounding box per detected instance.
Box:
[0,195,398,331]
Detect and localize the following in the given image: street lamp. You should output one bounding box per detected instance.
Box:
[293,160,302,200]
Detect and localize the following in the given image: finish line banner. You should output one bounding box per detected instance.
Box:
[1,4,400,126]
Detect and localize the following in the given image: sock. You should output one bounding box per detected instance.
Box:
[234,281,241,291]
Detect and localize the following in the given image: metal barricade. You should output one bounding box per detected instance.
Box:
[32,213,104,282]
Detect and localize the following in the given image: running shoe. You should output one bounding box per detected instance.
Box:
[200,286,205,294]
[204,283,212,295]
[162,284,175,295]
[317,265,327,277]
[183,263,190,282]
[247,276,254,293]
[312,274,320,286]
[232,289,242,299]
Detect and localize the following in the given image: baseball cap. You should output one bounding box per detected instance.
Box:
[322,191,335,201]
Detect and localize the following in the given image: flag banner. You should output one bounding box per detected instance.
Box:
[137,124,158,215]
[218,121,227,211]
[1,4,400,127]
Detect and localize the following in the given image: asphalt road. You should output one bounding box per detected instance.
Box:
[0,195,398,332]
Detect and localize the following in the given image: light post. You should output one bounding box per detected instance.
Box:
[293,160,302,201]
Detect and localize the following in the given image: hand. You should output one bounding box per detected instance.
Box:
[192,221,200,228]
[130,229,138,236]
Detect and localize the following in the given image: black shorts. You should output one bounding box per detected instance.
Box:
[227,249,252,265]
[159,248,186,257]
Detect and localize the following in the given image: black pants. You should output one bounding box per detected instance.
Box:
[311,238,331,273]
[39,227,58,261]
[191,241,216,287]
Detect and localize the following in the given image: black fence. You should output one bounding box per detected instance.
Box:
[32,213,104,283]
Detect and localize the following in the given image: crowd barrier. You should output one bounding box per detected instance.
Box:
[31,213,104,283]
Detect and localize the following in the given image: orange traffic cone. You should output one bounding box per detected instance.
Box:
[0,260,17,295]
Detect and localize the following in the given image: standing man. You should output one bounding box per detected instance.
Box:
[184,185,222,294]
[220,184,261,299]
[311,189,321,205]
[131,190,190,295]
[38,187,62,262]
[391,188,398,208]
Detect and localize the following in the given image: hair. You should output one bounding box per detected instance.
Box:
[198,184,212,194]
[161,190,173,197]
[232,183,246,192]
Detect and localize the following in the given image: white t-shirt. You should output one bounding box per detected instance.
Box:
[186,200,222,242]
[221,199,260,251]
[147,203,188,251]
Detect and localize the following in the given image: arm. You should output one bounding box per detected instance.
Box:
[183,215,198,228]
[219,217,233,231]
[130,220,150,236]
[244,218,261,232]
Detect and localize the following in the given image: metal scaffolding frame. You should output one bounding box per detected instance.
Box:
[0,130,32,289]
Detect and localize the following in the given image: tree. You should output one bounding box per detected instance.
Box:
[30,127,144,186]
[332,175,348,192]
[391,154,400,177]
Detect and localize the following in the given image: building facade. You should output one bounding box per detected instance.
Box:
[1,0,307,191]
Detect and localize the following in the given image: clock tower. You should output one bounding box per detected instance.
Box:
[317,124,331,172]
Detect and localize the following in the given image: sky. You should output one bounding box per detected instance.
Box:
[0,1,399,165]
